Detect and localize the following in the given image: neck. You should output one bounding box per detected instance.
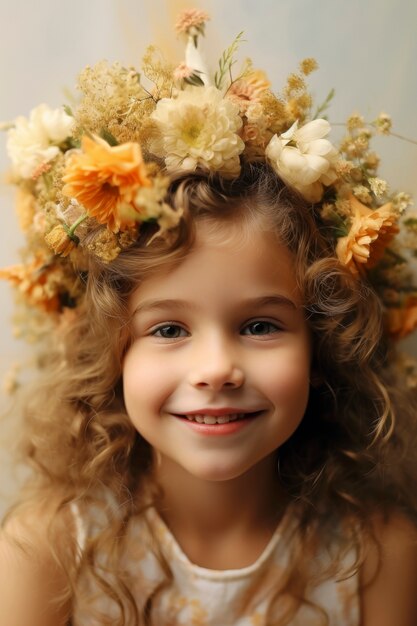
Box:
[152,453,287,539]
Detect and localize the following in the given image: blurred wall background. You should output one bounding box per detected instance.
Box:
[1,0,416,515]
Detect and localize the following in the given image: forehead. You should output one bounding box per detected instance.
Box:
[130,222,302,310]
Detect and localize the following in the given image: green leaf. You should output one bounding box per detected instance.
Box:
[214,31,245,90]
[184,73,205,87]
[100,128,119,146]
[312,88,335,120]
[63,104,74,117]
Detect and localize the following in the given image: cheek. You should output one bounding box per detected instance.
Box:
[122,346,177,413]
[262,351,311,406]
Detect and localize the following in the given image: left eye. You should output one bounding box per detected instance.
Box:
[152,324,188,339]
[241,321,280,336]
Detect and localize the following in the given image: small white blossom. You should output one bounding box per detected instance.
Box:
[265,119,338,202]
[369,177,389,198]
[393,192,413,214]
[7,104,73,178]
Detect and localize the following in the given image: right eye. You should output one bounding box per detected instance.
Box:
[151,324,188,339]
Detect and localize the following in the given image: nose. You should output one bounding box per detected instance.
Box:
[188,334,245,391]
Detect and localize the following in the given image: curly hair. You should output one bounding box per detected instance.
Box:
[3,162,417,625]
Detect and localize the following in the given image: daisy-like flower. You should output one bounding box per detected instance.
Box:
[6,104,73,179]
[226,70,271,112]
[149,86,245,177]
[336,194,399,273]
[175,9,210,35]
[265,119,339,202]
[62,136,152,233]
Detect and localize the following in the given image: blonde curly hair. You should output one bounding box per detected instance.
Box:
[3,162,417,625]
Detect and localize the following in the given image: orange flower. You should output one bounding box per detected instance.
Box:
[385,297,417,339]
[0,257,61,312]
[227,70,271,112]
[336,194,399,273]
[62,136,152,233]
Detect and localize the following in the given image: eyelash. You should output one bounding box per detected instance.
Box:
[150,320,282,340]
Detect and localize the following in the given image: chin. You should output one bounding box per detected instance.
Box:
[181,456,260,483]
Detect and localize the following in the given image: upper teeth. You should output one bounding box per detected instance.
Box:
[184,413,248,424]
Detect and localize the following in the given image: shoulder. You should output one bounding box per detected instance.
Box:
[360,511,417,626]
[0,498,74,626]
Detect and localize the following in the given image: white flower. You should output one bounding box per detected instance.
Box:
[7,104,74,178]
[149,86,244,178]
[265,119,338,202]
[185,36,210,85]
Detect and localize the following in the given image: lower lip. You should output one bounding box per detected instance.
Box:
[173,413,262,436]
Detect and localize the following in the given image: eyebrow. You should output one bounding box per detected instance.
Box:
[132,294,297,316]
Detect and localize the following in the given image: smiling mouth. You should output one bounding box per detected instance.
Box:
[174,411,264,425]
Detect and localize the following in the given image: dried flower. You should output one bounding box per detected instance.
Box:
[299,58,318,76]
[374,112,392,135]
[346,114,365,131]
[353,185,372,205]
[62,135,152,232]
[45,224,77,257]
[173,63,195,81]
[84,228,121,262]
[227,70,270,112]
[393,192,413,213]
[175,9,210,36]
[285,73,305,94]
[364,151,380,170]
[15,189,37,231]
[0,256,63,312]
[75,61,157,145]
[369,177,389,198]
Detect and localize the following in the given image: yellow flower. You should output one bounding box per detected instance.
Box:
[62,136,152,233]
[336,194,399,272]
[299,58,318,76]
[45,225,77,257]
[374,112,392,135]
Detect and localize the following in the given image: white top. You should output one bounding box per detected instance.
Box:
[71,502,360,625]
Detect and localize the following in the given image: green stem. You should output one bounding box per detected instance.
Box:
[64,213,89,242]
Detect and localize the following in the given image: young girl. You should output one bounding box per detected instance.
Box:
[1,9,417,626]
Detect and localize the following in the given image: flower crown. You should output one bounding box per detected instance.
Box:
[1,9,417,352]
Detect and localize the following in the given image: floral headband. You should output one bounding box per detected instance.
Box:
[1,8,417,353]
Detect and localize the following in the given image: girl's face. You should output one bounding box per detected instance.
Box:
[123,222,312,482]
